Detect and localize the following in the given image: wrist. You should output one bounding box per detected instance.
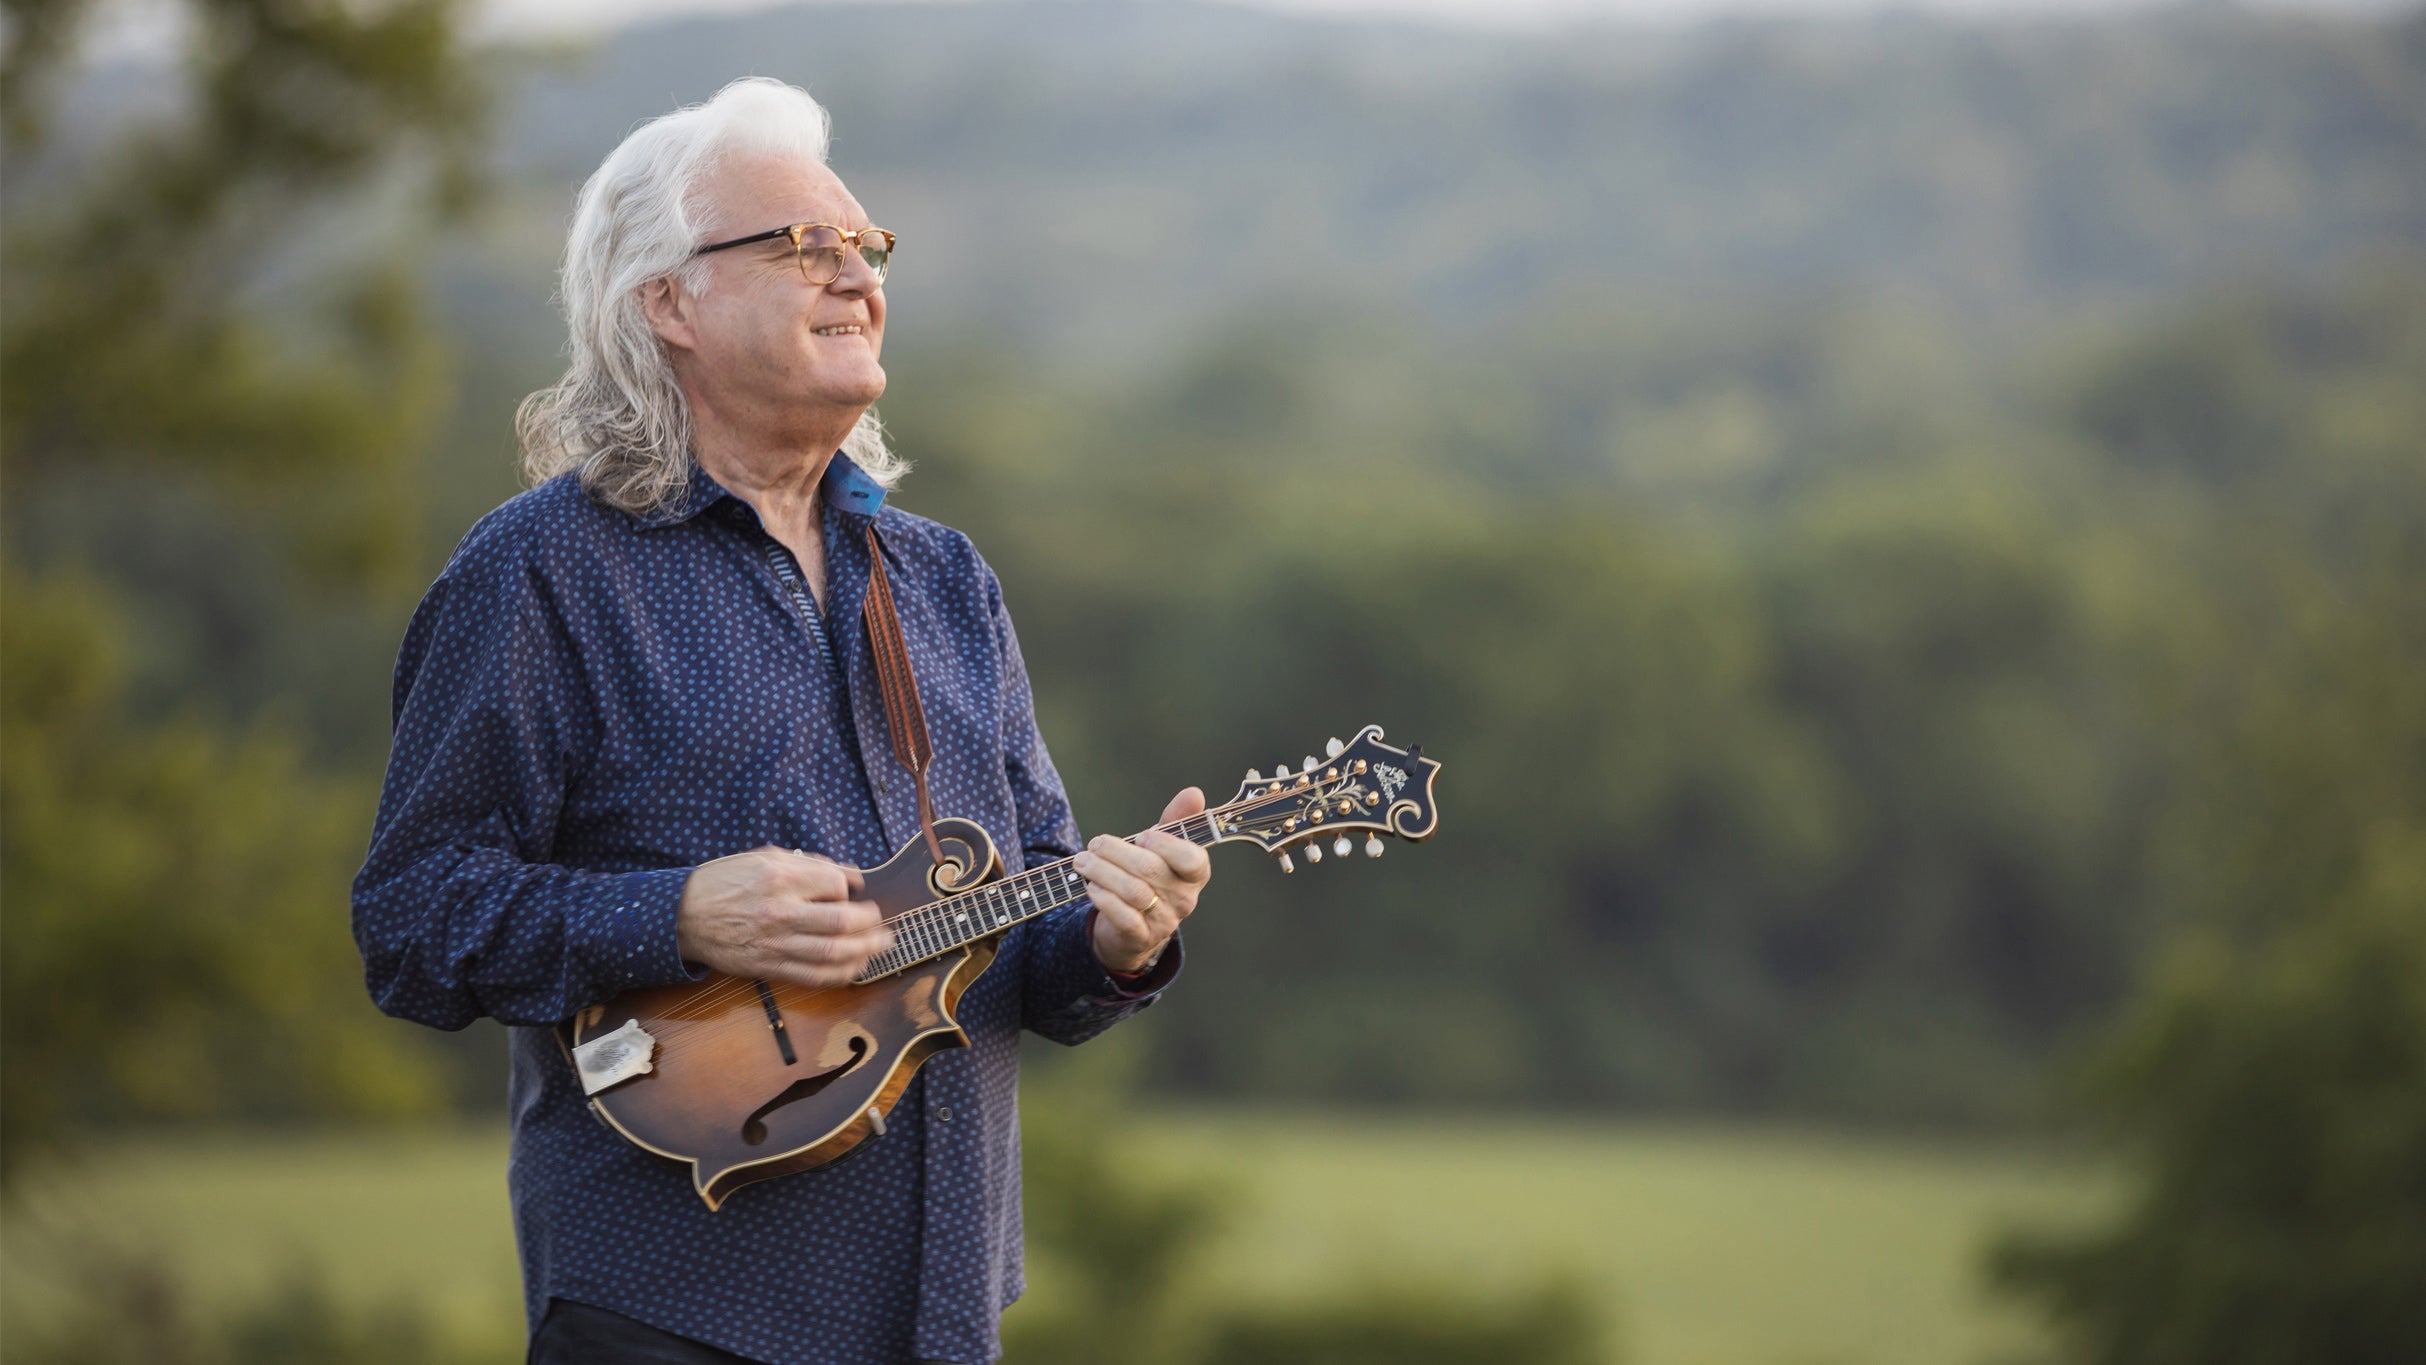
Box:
[1107,942,1166,979]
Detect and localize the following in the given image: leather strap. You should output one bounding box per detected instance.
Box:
[861,524,949,873]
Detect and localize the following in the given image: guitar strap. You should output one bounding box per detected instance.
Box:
[860,524,951,874]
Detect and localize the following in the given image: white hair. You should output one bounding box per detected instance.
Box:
[516,77,906,516]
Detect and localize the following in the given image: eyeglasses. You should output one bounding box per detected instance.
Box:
[692,223,895,286]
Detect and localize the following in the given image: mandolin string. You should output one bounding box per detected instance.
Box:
[630,773,1385,1064]
[624,792,1294,1057]
[631,802,1258,1060]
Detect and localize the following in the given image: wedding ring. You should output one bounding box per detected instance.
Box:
[1142,894,1161,913]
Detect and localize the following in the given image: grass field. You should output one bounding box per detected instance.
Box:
[1,1112,2106,1364]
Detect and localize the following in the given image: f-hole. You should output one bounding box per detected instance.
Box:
[740,1036,870,1145]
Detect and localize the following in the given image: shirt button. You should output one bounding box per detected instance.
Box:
[935,1105,953,1123]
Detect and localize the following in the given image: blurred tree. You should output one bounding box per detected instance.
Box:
[872,265,2426,1128]
[0,0,482,1175]
[1988,840,2426,1364]
[0,569,446,1169]
[1988,281,2426,1362]
[999,1048,1225,1364]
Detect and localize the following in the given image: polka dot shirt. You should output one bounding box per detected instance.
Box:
[352,454,1180,1364]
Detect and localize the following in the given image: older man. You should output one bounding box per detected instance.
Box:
[353,78,1209,1365]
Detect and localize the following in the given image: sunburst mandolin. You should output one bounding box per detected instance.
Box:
[566,724,1442,1209]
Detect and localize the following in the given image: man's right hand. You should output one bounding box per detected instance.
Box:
[674,848,892,986]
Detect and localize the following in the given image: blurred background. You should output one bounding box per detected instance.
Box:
[4,0,2423,1360]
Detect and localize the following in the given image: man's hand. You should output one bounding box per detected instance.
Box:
[675,848,892,987]
[1079,787,1214,975]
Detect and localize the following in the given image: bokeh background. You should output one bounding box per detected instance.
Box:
[5,0,2423,1361]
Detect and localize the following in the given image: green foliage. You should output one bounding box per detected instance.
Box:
[2,0,477,591]
[1989,850,2426,1364]
[0,0,484,1169]
[0,571,447,1175]
[11,0,2424,1167]
[1001,1052,1227,1363]
[859,268,2426,1126]
[1986,295,2426,1358]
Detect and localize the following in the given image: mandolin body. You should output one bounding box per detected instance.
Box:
[572,817,1003,1210]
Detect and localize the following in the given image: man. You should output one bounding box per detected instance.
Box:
[353,77,1210,1365]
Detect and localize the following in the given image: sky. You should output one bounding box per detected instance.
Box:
[471,0,2416,41]
[62,0,2422,65]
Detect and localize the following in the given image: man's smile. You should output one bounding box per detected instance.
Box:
[811,324,864,336]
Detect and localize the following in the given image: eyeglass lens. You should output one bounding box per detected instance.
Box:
[794,226,891,285]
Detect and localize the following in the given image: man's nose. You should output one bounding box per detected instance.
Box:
[828,250,881,296]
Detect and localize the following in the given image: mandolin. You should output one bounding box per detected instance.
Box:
[567,724,1443,1209]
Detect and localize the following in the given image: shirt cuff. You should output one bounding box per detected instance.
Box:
[568,866,706,993]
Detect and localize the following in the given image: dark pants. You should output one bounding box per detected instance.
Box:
[527,1299,957,1365]
[529,1301,760,1364]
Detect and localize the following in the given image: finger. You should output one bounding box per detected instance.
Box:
[1085,833,1178,888]
[1076,845,1158,910]
[1088,896,1156,955]
[770,897,885,938]
[1135,828,1211,884]
[1097,832,1208,902]
[775,851,862,900]
[1159,786,1207,824]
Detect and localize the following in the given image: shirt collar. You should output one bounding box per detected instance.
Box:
[633,450,890,530]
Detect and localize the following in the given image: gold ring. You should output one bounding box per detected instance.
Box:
[1142,894,1161,913]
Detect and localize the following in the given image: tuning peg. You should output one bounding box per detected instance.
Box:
[1305,841,1323,864]
[1332,834,1351,858]
[1326,737,1344,758]
[1275,762,1291,778]
[1246,768,1262,783]
[1303,755,1320,774]
[1365,835,1384,858]
[1275,851,1294,874]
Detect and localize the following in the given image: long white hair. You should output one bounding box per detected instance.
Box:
[516,78,906,515]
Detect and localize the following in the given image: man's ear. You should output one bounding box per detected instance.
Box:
[640,276,696,352]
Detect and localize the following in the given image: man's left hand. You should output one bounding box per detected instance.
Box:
[1079,787,1213,975]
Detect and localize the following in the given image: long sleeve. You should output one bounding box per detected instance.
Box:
[352,531,700,1031]
[981,563,1184,1045]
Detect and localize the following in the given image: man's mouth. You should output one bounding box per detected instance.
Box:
[812,324,864,337]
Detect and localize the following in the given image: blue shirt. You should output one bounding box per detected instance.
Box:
[352,454,1179,1365]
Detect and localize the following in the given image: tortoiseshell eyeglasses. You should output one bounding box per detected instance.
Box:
[692,222,895,286]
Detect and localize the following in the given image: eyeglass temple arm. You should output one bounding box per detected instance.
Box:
[692,227,794,258]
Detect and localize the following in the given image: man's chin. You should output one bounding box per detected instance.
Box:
[814,370,887,414]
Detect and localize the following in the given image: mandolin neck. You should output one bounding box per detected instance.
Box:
[854,811,1226,981]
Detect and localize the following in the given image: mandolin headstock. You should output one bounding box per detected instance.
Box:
[1209,725,1442,873]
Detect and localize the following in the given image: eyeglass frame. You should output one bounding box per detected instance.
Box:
[691,222,896,285]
